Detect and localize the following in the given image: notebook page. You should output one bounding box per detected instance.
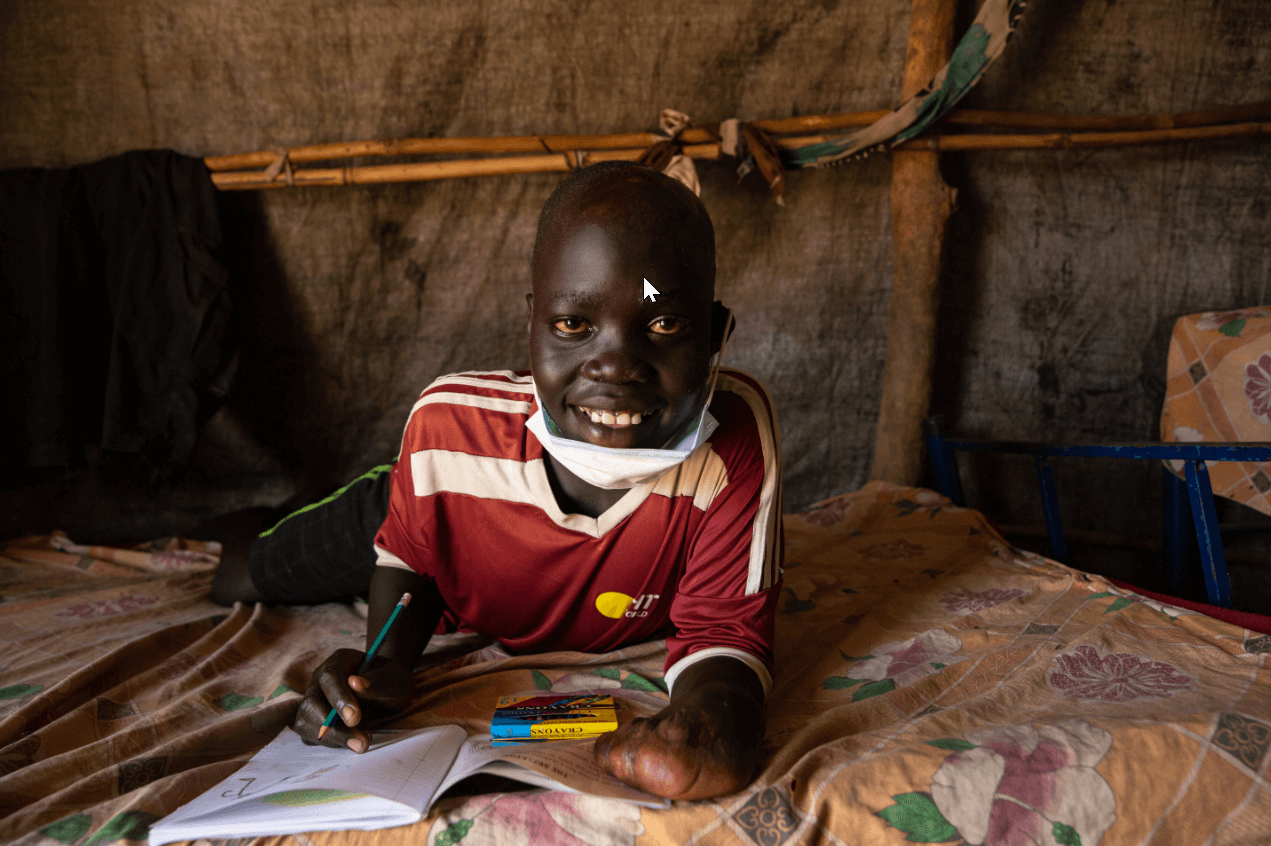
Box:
[151,725,468,844]
[150,792,417,844]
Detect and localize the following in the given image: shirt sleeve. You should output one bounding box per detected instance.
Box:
[373,401,436,577]
[664,374,783,697]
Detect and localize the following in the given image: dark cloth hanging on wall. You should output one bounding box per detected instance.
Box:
[0,150,235,478]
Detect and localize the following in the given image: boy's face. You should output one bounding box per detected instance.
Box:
[528,199,716,451]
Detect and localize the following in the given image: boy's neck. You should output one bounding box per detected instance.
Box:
[541,453,628,518]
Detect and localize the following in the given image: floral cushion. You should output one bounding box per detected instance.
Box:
[1161,307,1271,514]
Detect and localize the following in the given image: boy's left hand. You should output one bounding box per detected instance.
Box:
[593,659,765,801]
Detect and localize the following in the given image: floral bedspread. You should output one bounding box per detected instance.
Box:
[2,482,1269,845]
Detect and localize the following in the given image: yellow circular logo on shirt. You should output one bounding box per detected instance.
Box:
[595,591,634,619]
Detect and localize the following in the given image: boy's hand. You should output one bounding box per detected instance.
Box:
[292,648,415,752]
[292,568,444,751]
[593,659,765,801]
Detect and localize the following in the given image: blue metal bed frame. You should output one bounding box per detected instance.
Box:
[922,415,1271,609]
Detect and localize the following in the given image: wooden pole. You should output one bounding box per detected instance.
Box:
[869,0,958,486]
[208,122,1270,190]
[204,103,1271,173]
[210,144,724,190]
[897,121,1270,150]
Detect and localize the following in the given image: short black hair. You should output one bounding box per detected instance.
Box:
[531,161,714,279]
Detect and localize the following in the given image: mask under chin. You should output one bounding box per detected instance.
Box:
[527,388,719,490]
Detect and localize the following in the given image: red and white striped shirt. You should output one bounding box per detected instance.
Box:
[374,369,782,693]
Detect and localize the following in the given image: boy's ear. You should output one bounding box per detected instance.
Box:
[709,300,735,355]
[525,292,534,333]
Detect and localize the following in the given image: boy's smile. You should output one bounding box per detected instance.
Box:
[528,188,716,454]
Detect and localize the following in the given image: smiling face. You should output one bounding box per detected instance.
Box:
[528,169,717,451]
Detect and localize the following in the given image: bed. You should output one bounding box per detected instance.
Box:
[3,481,1270,845]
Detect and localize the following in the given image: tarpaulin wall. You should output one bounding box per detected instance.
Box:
[1,0,1268,570]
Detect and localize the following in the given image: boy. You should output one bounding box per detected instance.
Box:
[222,161,782,800]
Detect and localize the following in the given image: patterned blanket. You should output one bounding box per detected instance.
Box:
[2,482,1268,845]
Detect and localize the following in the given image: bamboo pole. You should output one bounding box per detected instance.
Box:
[897,121,1271,150]
[936,101,1271,131]
[868,0,958,487]
[204,102,1271,172]
[205,133,678,172]
[211,144,721,190]
[212,153,573,190]
[209,123,1269,190]
[209,122,1269,190]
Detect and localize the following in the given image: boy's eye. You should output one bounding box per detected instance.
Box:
[553,317,590,335]
[649,317,688,336]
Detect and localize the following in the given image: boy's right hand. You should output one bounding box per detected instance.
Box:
[292,648,415,752]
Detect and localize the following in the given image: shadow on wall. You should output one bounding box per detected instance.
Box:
[215,190,336,494]
[0,190,324,543]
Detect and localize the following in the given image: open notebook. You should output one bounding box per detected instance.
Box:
[149,726,667,844]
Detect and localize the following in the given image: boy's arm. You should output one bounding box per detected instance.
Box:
[292,566,445,751]
[594,381,781,799]
[593,656,765,800]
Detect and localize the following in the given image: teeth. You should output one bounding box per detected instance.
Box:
[580,407,645,426]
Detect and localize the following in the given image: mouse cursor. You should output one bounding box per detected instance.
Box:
[642,278,660,303]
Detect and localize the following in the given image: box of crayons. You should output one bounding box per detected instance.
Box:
[490,693,618,745]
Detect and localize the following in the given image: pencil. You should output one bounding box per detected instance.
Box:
[317,592,412,741]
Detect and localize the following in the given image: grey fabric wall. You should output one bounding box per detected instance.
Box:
[2,0,1268,552]
[941,0,1271,538]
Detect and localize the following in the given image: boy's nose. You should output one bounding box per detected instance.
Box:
[581,346,652,384]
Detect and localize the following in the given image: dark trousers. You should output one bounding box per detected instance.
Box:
[248,463,394,603]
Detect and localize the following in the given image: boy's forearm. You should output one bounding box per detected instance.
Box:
[366,566,445,668]
[671,657,767,777]
[670,656,766,708]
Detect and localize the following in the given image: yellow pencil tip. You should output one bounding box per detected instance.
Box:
[317,726,329,740]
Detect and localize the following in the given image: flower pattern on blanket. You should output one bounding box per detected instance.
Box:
[799,496,854,527]
[941,587,1026,614]
[823,629,966,699]
[1247,353,1271,423]
[879,721,1116,846]
[893,489,948,519]
[1195,309,1266,335]
[53,595,156,618]
[427,791,643,846]
[1048,645,1192,702]
[858,539,928,561]
[539,669,669,713]
[1089,589,1195,622]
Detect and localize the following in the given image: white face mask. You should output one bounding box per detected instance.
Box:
[525,397,718,490]
[525,308,732,491]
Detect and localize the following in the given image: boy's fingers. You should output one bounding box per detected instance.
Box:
[330,728,369,753]
[315,676,361,727]
[307,720,370,752]
[348,661,414,710]
[312,649,370,724]
[293,691,372,752]
[291,648,369,746]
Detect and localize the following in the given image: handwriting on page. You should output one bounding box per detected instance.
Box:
[220,764,340,799]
